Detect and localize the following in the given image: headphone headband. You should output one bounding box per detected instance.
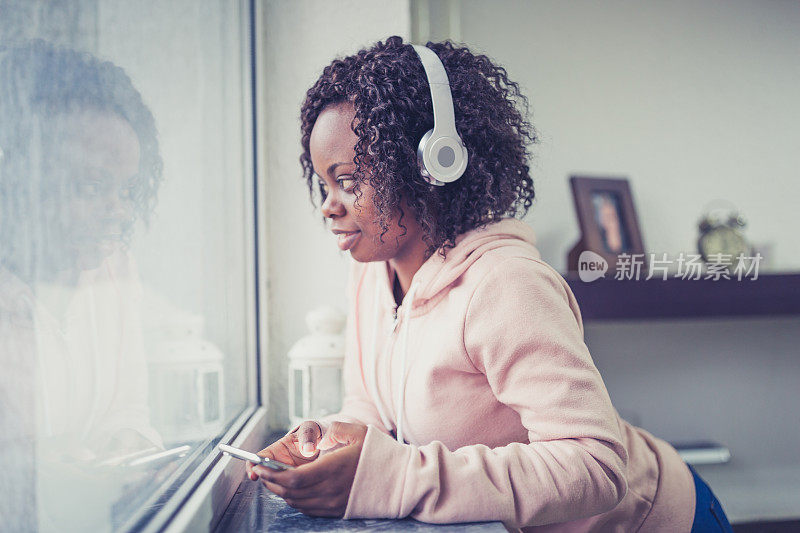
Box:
[411,44,468,186]
[412,45,458,139]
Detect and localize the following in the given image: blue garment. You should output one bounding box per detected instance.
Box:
[688,463,733,532]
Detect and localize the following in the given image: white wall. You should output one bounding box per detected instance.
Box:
[262,0,411,427]
[458,0,800,273]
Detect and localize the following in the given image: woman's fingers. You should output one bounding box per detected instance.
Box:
[254,448,360,519]
[317,421,367,450]
[245,431,314,483]
[283,495,344,517]
[256,448,277,461]
[252,455,332,500]
[252,435,363,518]
[253,441,362,516]
[245,421,325,482]
[263,484,343,517]
[245,447,276,481]
[294,420,323,457]
[256,452,338,490]
[266,437,309,465]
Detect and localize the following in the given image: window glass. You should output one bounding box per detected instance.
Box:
[0,1,252,530]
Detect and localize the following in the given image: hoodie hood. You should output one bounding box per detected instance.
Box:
[409,217,539,311]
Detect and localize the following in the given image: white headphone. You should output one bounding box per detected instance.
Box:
[411,44,469,186]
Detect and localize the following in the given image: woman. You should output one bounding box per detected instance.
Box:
[0,40,163,531]
[247,36,732,532]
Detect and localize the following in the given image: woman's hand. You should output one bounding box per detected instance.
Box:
[252,421,368,517]
[245,420,323,481]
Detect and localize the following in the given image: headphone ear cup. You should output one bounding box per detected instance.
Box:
[417,129,441,185]
[417,129,468,186]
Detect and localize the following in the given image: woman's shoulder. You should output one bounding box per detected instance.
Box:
[463,249,584,334]
[467,247,571,297]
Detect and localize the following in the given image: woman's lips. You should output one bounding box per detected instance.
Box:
[337,231,361,251]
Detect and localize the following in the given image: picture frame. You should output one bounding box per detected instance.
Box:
[567,176,646,273]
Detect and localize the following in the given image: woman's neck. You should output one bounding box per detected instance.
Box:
[388,240,429,305]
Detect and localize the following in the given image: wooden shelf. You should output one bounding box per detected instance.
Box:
[563,272,800,321]
[693,463,800,525]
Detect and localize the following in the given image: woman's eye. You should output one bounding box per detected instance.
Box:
[337,177,355,191]
[119,186,135,201]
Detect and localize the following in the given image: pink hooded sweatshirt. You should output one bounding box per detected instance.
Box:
[323,217,695,532]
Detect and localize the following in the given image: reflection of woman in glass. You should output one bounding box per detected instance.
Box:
[593,192,629,254]
[0,40,162,530]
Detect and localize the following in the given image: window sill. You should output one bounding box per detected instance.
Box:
[144,406,270,533]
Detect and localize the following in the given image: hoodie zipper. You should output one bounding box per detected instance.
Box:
[380,302,405,385]
[375,272,417,424]
[384,304,401,354]
[374,303,401,428]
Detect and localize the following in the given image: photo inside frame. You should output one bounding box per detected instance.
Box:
[591,191,631,254]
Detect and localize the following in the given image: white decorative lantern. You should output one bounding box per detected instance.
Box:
[148,336,225,444]
[288,306,345,429]
[143,288,225,445]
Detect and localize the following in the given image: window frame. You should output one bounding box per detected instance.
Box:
[121,0,271,530]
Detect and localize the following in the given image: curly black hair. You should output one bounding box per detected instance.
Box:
[0,40,162,278]
[300,35,536,259]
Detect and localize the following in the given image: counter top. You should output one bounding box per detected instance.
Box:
[214,477,506,532]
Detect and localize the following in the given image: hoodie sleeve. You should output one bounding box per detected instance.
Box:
[343,257,628,527]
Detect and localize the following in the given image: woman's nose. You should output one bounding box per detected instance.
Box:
[104,190,134,223]
[320,190,345,219]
